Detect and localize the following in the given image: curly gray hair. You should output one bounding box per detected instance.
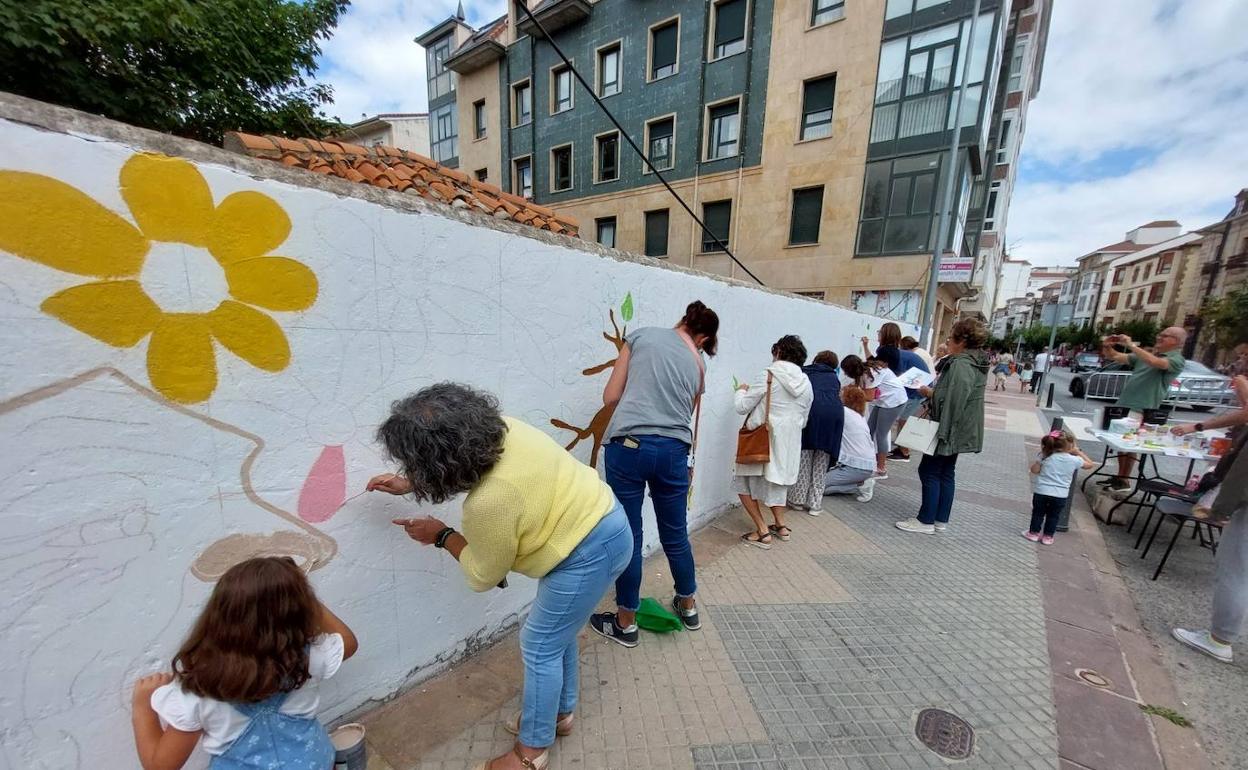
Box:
[377,383,507,504]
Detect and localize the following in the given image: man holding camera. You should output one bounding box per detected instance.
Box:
[1099,327,1187,490]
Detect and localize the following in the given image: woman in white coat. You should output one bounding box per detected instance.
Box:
[734,335,814,548]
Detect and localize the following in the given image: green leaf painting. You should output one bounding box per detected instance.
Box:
[620,292,634,323]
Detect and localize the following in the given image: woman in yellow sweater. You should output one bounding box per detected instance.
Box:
[367,383,629,770]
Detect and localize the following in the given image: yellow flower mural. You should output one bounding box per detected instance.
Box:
[0,153,318,403]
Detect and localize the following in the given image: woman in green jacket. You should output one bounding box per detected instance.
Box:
[896,319,989,535]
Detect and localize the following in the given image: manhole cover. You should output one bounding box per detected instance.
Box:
[915,708,974,760]
[1076,668,1111,688]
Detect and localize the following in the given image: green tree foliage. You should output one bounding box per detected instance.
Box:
[1111,318,1159,347]
[0,0,348,144]
[1201,287,1248,350]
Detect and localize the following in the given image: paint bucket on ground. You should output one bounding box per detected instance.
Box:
[331,723,367,770]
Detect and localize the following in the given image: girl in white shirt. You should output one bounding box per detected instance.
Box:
[842,355,909,479]
[130,556,358,770]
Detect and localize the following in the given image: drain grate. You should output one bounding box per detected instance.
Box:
[1076,668,1111,689]
[915,708,975,760]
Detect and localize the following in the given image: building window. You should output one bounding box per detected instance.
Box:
[705,99,740,160]
[811,0,845,26]
[711,0,748,60]
[800,75,836,140]
[645,209,670,257]
[1106,291,1119,310]
[870,13,994,145]
[649,19,679,80]
[430,103,458,163]
[1158,253,1174,274]
[427,34,455,100]
[1144,263,1152,280]
[596,217,617,248]
[1132,266,1140,283]
[552,65,573,113]
[789,186,824,245]
[597,43,621,97]
[595,131,619,182]
[513,156,532,198]
[983,180,1001,231]
[512,80,532,126]
[701,200,732,252]
[551,145,573,192]
[886,0,955,20]
[1148,282,1164,304]
[475,168,488,182]
[994,117,1012,165]
[473,100,487,139]
[1113,267,1125,285]
[856,153,942,256]
[645,116,675,171]
[1007,36,1028,93]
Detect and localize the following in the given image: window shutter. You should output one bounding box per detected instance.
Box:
[714,0,746,46]
[789,187,824,244]
[645,209,670,256]
[803,76,835,116]
[653,23,678,70]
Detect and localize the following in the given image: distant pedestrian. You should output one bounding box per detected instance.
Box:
[825,385,879,502]
[1030,350,1050,393]
[896,319,989,535]
[1097,327,1186,491]
[903,335,935,373]
[1019,360,1032,393]
[1024,430,1093,544]
[734,335,813,548]
[1221,341,1248,379]
[788,351,843,514]
[991,354,1011,391]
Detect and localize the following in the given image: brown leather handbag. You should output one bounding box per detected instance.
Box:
[736,372,772,464]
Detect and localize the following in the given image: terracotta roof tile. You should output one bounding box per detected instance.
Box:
[223,131,577,237]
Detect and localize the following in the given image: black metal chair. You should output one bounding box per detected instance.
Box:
[1139,497,1222,581]
[1128,478,1200,543]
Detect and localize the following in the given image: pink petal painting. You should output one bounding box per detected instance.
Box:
[298,444,346,523]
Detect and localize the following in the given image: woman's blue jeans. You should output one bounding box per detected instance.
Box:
[604,436,698,612]
[917,453,959,525]
[519,503,631,747]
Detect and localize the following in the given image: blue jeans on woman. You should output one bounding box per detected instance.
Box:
[604,436,698,612]
[519,503,631,747]
[917,453,959,525]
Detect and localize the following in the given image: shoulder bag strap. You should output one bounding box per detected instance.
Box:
[763,371,773,422]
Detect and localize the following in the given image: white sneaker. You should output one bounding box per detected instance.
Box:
[1172,628,1232,663]
[855,479,875,503]
[933,522,948,532]
[895,518,935,534]
[806,507,823,517]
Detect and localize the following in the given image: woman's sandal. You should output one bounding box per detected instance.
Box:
[741,531,773,549]
[472,745,550,770]
[504,712,574,737]
[768,524,792,541]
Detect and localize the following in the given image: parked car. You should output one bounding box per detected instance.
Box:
[1070,352,1102,372]
[1068,361,1235,411]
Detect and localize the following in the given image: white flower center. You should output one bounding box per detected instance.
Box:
[140,242,230,314]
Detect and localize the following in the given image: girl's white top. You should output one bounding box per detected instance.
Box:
[150,633,344,755]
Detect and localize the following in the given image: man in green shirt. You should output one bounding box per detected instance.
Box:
[1101,326,1187,489]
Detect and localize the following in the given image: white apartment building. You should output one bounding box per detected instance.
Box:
[331,113,431,154]
[1069,221,1181,328]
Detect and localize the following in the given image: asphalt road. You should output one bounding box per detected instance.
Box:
[1028,366,1218,424]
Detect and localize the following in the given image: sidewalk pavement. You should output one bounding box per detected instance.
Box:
[353,389,1210,769]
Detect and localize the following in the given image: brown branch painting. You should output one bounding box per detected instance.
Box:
[551,294,633,468]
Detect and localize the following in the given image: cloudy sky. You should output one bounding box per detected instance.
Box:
[316,0,1248,267]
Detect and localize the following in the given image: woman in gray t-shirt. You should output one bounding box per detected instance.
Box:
[589,301,718,648]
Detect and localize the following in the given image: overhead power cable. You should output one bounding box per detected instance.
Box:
[514,3,765,286]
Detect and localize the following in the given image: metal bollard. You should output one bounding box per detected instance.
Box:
[1046,382,1055,409]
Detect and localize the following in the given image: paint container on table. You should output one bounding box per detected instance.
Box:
[331,723,367,770]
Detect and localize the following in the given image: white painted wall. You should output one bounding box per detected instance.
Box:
[0,110,912,770]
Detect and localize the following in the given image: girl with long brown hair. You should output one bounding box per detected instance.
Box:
[130,556,358,769]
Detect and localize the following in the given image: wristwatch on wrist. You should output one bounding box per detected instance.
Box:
[1194,423,1205,433]
[434,527,457,549]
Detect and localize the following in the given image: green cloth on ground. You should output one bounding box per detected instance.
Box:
[1115,350,1184,411]
[635,597,683,633]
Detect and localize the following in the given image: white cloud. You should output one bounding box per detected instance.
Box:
[1008,0,1248,265]
[315,0,507,123]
